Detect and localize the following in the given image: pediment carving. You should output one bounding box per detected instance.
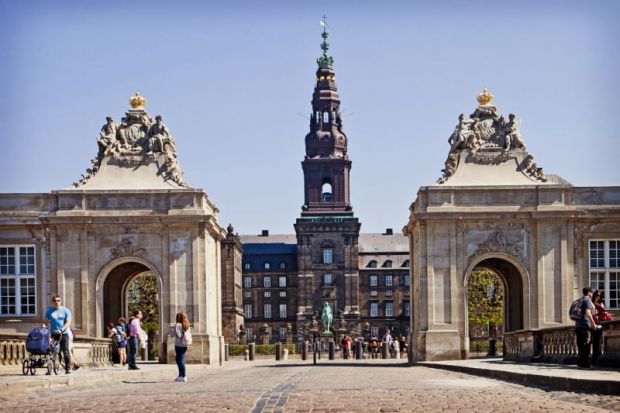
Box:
[468,230,526,267]
[110,238,146,260]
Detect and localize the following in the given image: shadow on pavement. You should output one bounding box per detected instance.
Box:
[257,362,411,368]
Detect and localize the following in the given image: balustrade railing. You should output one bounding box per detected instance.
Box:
[0,333,113,367]
[503,320,620,366]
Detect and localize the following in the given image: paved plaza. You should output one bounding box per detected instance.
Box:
[1,360,619,413]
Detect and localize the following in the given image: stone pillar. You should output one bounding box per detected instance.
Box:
[355,341,362,359]
[381,342,389,359]
[328,341,335,360]
[286,323,293,344]
[224,344,229,362]
[301,341,308,360]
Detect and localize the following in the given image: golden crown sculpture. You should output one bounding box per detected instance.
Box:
[129,92,147,109]
[476,88,494,106]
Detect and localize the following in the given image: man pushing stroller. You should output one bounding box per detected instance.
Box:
[45,295,72,374]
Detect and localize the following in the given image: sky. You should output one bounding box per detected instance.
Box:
[1,0,618,235]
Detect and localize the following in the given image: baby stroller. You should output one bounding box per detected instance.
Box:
[22,327,61,375]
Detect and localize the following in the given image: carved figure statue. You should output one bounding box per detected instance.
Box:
[164,157,187,187]
[321,303,333,333]
[147,115,177,158]
[522,154,547,182]
[504,113,526,151]
[449,114,474,150]
[437,153,458,184]
[97,116,118,157]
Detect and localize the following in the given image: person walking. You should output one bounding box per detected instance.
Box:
[127,310,143,370]
[574,287,598,368]
[172,312,191,382]
[45,295,72,374]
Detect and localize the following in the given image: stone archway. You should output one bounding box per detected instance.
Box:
[464,254,530,357]
[95,257,164,340]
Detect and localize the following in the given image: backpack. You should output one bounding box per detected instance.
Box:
[181,329,192,346]
[569,298,583,321]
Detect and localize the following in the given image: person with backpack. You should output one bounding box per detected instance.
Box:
[171,312,192,382]
[115,318,128,366]
[573,287,599,368]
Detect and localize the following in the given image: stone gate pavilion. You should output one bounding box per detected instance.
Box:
[0,93,225,365]
[404,90,620,361]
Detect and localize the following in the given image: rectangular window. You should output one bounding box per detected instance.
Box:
[370,290,378,297]
[264,304,272,318]
[244,291,252,298]
[370,303,378,317]
[589,240,620,309]
[404,302,410,316]
[263,277,271,288]
[279,327,287,339]
[385,290,393,296]
[385,302,393,317]
[245,327,253,340]
[0,246,36,316]
[369,275,378,287]
[404,275,410,287]
[324,273,332,286]
[370,326,379,337]
[279,304,287,318]
[323,248,333,264]
[279,291,287,297]
[244,277,252,288]
[244,304,252,318]
[264,291,271,298]
[385,275,393,286]
[244,263,251,270]
[278,276,287,288]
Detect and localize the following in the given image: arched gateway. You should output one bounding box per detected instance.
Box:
[0,93,226,366]
[404,90,620,361]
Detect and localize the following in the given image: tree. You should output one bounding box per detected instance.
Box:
[127,272,159,359]
[467,268,504,354]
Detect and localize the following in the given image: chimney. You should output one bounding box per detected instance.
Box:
[384,228,393,235]
[260,229,269,237]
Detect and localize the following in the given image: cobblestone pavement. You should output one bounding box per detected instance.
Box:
[0,360,618,412]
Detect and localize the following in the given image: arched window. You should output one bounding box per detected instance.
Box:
[401,260,410,268]
[383,260,393,268]
[321,180,333,202]
[264,262,271,270]
[367,260,378,268]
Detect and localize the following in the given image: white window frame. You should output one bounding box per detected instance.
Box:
[279,291,287,298]
[279,327,287,339]
[0,245,37,316]
[370,326,379,337]
[264,262,271,270]
[245,327,253,340]
[244,263,251,270]
[244,277,252,288]
[244,291,252,298]
[264,304,272,319]
[404,275,410,287]
[589,239,620,310]
[244,304,253,318]
[370,302,378,317]
[385,290,393,296]
[385,302,393,317]
[324,273,332,286]
[278,276,287,288]
[385,274,393,286]
[404,302,410,316]
[263,277,271,288]
[279,304,287,318]
[369,275,378,287]
[264,291,271,298]
[370,290,378,297]
[323,248,333,264]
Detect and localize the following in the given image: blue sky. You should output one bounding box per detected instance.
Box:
[1,1,618,234]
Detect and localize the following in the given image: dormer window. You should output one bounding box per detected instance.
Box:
[383,260,393,268]
[402,260,410,268]
[367,260,378,269]
[264,262,271,270]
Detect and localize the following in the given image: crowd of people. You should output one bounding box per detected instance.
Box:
[325,331,409,360]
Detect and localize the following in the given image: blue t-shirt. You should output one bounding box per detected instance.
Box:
[45,307,71,333]
[575,297,595,330]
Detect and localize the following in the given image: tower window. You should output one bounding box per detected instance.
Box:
[323,248,333,264]
[316,112,320,123]
[321,181,333,202]
[323,111,329,123]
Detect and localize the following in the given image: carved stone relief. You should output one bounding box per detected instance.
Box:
[110,238,146,260]
[467,230,527,268]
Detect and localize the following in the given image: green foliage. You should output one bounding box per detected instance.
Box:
[127,272,160,360]
[467,269,504,330]
[229,344,296,356]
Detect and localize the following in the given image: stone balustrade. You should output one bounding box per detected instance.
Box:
[503,320,620,367]
[0,333,113,367]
